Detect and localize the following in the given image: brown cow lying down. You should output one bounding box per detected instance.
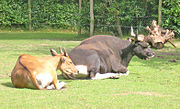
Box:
[11,48,78,90]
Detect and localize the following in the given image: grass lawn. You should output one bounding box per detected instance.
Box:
[0,32,179,109]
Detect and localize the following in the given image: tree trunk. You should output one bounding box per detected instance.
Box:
[78,0,82,36]
[90,0,94,37]
[114,0,123,37]
[28,0,32,31]
[143,0,147,14]
[158,0,162,25]
[115,14,123,37]
[108,0,112,5]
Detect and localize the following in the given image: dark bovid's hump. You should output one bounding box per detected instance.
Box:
[80,35,119,45]
[80,35,130,50]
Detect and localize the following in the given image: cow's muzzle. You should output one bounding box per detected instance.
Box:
[145,52,155,60]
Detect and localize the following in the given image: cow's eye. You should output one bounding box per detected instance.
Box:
[141,44,148,48]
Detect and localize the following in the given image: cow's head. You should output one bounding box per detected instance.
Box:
[129,26,155,60]
[50,48,78,79]
[133,41,154,60]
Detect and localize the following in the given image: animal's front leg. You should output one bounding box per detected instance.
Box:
[119,70,129,76]
[112,62,128,73]
[117,64,130,76]
[118,64,128,73]
[57,81,66,90]
[50,73,66,90]
[46,81,66,90]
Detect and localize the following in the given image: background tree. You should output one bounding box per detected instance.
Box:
[90,0,94,36]
[113,0,123,37]
[78,0,82,36]
[162,0,180,37]
[0,0,179,37]
[28,0,32,31]
[158,0,162,25]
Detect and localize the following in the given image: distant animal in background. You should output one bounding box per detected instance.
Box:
[11,48,78,90]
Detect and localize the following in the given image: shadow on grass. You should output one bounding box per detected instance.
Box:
[57,74,75,83]
[57,74,66,80]
[1,82,14,88]
[57,74,90,81]
[1,82,53,90]
[1,83,41,90]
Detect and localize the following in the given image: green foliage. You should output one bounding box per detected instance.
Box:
[31,0,78,30]
[0,0,179,37]
[0,0,78,30]
[162,0,180,37]
[0,0,28,27]
[80,0,158,35]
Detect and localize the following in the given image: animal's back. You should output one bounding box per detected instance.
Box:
[80,35,130,49]
[69,35,131,62]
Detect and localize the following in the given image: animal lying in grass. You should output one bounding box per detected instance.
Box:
[66,28,155,80]
[11,48,78,90]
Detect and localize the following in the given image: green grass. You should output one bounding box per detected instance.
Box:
[0,32,179,109]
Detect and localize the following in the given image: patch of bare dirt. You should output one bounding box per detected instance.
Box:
[114,92,173,97]
[157,52,180,56]
[40,44,49,46]
[0,75,10,77]
[155,52,180,61]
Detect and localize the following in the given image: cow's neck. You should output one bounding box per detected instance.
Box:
[49,56,61,71]
[121,44,135,67]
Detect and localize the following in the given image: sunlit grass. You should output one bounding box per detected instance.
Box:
[0,32,179,109]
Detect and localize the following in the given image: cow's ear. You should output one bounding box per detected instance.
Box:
[50,49,58,56]
[136,35,145,42]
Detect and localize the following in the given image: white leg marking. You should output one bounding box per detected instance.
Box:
[47,81,66,90]
[75,65,88,78]
[119,70,129,76]
[57,81,66,90]
[46,84,55,90]
[92,70,130,80]
[36,73,53,89]
[92,73,120,80]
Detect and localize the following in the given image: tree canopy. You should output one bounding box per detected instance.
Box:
[0,0,179,37]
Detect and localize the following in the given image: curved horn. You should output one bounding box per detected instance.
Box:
[63,48,68,56]
[50,49,58,56]
[131,26,136,37]
[59,47,63,54]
